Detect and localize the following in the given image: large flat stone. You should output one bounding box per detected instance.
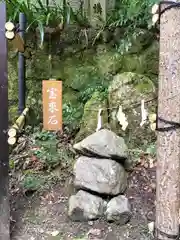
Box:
[73,129,128,161]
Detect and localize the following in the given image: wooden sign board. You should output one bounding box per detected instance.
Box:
[42,80,62,131]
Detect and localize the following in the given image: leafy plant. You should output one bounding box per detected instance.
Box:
[22,172,46,191]
[63,103,83,127]
[146,143,156,157]
[6,0,89,47]
[93,0,157,51]
[109,0,157,29]
[31,130,74,169]
[33,130,56,141]
[79,83,108,103]
[22,172,58,191]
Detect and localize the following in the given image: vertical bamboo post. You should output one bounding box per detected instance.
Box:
[0,1,10,240]
[155,2,180,239]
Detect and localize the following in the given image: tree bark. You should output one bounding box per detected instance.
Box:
[155,2,180,239]
[0,2,10,240]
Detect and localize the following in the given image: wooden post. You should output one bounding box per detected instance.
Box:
[18,12,26,114]
[0,1,10,240]
[89,0,115,27]
[155,2,180,239]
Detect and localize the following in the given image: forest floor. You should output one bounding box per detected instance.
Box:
[9,129,156,240]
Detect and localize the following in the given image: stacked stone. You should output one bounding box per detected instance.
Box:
[68,129,132,225]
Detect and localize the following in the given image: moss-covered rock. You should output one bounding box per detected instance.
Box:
[122,54,143,73]
[108,72,157,148]
[122,40,159,75]
[62,88,84,130]
[7,30,159,133]
[126,28,154,54]
[63,61,100,91]
[95,44,122,76]
[75,91,109,142]
[139,40,159,75]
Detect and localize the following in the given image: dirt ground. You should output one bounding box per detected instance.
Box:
[10,162,156,240]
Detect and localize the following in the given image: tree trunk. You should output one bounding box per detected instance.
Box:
[155,2,180,239]
[0,2,10,240]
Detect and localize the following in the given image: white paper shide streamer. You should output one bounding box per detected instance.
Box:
[140,99,148,127]
[116,106,128,131]
[96,108,103,132]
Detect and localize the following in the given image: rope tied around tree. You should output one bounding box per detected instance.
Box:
[154,227,180,239]
[152,1,180,134]
[152,1,180,25]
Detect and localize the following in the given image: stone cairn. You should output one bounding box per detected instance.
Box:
[68,129,132,225]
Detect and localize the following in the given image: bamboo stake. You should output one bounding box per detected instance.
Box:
[5,21,15,31]
[5,31,15,40]
[8,137,16,146]
[8,107,29,145]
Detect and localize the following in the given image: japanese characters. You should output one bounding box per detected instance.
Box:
[43,80,62,131]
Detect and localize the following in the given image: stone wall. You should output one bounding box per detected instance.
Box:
[8,27,159,146]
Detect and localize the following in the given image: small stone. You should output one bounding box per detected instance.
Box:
[87,228,102,238]
[105,195,132,225]
[39,229,44,233]
[144,162,149,168]
[88,221,94,225]
[68,190,107,221]
[151,183,156,189]
[51,230,60,236]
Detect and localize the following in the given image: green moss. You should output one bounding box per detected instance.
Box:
[75,91,108,142]
[95,44,122,76]
[63,88,84,129]
[7,33,159,134]
[126,28,154,54]
[8,60,18,98]
[63,88,80,104]
[26,83,43,125]
[108,72,156,148]
[121,40,159,75]
[8,55,19,123]
[139,40,159,75]
[63,59,102,91]
[9,105,18,123]
[122,55,143,73]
